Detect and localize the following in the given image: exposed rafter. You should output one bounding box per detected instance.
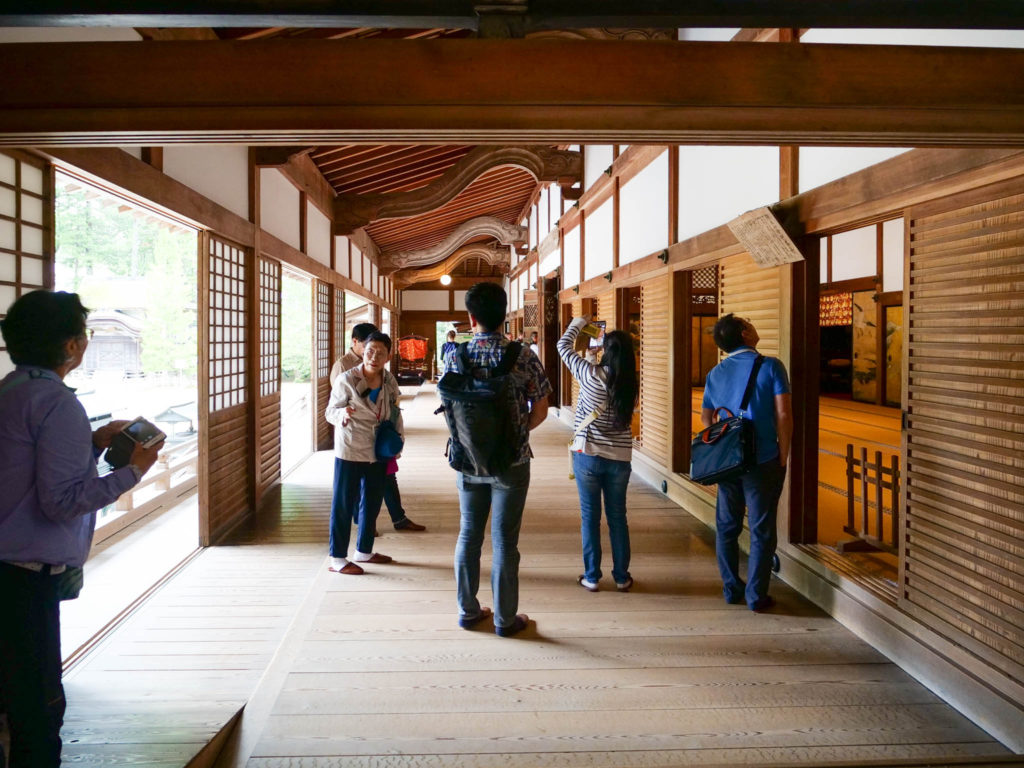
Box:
[333,145,580,234]
[380,216,526,273]
[392,241,511,287]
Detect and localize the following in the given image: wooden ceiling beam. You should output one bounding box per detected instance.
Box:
[392,241,510,288]
[8,1,1024,30]
[4,39,1024,146]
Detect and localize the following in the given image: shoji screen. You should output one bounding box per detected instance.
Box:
[315,280,332,450]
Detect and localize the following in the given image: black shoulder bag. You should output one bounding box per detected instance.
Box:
[689,355,764,486]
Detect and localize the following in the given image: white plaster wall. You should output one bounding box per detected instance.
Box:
[454,290,468,313]
[0,350,12,377]
[164,145,249,221]
[529,263,537,288]
[584,200,614,281]
[305,200,331,267]
[402,290,449,311]
[799,147,911,194]
[801,28,1024,48]
[584,145,615,190]
[119,147,143,160]
[363,254,372,289]
[882,218,905,293]
[831,224,877,282]
[510,276,519,312]
[351,244,362,284]
[259,168,300,250]
[370,262,378,296]
[335,236,350,277]
[619,151,669,265]
[678,145,778,242]
[563,226,581,288]
[550,184,563,225]
[539,250,560,277]
[529,206,538,251]
[539,187,550,238]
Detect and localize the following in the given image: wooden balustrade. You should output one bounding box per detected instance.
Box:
[838,444,900,556]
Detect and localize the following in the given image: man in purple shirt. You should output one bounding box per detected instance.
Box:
[0,290,162,767]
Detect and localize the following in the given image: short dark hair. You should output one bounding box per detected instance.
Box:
[712,313,747,353]
[1,290,89,369]
[352,323,378,343]
[364,330,392,353]
[446,330,456,340]
[464,281,506,332]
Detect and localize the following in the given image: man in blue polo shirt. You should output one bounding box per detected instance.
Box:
[701,313,793,612]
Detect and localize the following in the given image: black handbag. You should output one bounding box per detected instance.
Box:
[689,355,764,485]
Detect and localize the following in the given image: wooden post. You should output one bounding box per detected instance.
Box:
[670,270,691,474]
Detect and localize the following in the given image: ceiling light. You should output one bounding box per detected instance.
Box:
[440,274,452,286]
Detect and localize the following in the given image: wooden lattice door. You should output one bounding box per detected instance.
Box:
[256,255,282,498]
[638,275,670,464]
[198,234,252,544]
[315,280,332,450]
[0,151,53,374]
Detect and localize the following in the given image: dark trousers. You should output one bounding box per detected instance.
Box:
[715,458,787,608]
[0,562,65,768]
[330,458,385,557]
[359,472,406,527]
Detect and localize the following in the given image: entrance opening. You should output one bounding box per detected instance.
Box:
[280,267,314,475]
[813,219,905,597]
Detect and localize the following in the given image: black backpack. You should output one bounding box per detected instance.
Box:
[435,341,522,477]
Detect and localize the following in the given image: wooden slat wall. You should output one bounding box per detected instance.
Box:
[902,178,1024,687]
[315,280,332,450]
[596,290,615,332]
[718,253,782,359]
[0,150,54,369]
[200,235,252,543]
[257,256,282,496]
[639,275,670,464]
[569,298,583,411]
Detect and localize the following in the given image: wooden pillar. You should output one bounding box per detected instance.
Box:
[788,236,820,544]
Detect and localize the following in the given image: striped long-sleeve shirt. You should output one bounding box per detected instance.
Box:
[556,318,632,462]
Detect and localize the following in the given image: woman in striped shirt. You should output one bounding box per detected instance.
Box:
[557,318,638,592]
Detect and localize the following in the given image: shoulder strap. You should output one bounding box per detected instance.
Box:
[455,342,472,375]
[739,355,765,413]
[493,341,522,376]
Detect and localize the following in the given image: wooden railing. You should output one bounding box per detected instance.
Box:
[94,436,199,545]
[838,444,900,556]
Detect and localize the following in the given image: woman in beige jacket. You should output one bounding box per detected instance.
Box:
[324,331,404,574]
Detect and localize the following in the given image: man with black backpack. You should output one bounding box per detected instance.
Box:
[437,282,551,637]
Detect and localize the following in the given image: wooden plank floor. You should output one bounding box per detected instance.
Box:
[207,384,1014,768]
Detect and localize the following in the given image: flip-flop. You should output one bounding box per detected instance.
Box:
[458,606,492,630]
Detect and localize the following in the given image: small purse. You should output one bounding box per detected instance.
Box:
[689,355,764,486]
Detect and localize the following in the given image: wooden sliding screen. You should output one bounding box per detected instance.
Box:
[0,151,53,371]
[638,274,670,465]
[315,280,332,450]
[901,178,1024,689]
[596,290,615,332]
[199,234,252,544]
[256,255,282,497]
[569,298,583,411]
[718,253,782,358]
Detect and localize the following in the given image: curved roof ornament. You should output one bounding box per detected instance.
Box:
[382,216,527,273]
[392,242,512,288]
[334,145,581,234]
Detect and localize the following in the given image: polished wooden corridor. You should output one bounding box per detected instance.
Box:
[62,384,1018,767]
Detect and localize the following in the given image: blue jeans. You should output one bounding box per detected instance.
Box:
[715,458,787,607]
[454,462,530,630]
[330,458,385,558]
[572,452,632,584]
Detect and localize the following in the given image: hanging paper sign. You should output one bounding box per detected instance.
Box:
[727,207,805,267]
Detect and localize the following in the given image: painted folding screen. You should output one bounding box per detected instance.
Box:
[199,234,252,544]
[315,280,332,450]
[0,151,53,374]
[257,255,282,498]
[901,177,1024,689]
[638,274,670,465]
